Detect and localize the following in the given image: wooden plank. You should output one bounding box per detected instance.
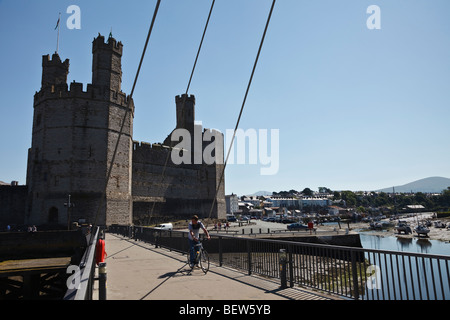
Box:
[0,257,71,275]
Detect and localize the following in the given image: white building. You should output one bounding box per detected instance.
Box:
[264,196,331,209]
[300,197,331,208]
[265,197,299,208]
[225,194,239,214]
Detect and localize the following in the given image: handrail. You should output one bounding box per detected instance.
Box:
[63,227,100,300]
[109,225,450,300]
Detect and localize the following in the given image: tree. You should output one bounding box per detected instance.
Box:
[318,187,332,194]
[301,188,313,196]
[440,187,450,207]
[357,206,366,213]
[341,191,357,207]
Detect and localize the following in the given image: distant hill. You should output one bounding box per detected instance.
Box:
[0,181,9,186]
[377,177,450,193]
[248,191,272,196]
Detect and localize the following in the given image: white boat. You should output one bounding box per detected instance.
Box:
[395,221,412,234]
[414,224,430,237]
[369,221,382,230]
[434,220,446,228]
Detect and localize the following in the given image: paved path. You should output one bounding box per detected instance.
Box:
[102,233,342,301]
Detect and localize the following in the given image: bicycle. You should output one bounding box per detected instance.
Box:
[187,239,210,274]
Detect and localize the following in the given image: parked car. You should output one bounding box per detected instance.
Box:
[287,223,308,231]
[155,223,173,231]
[227,216,237,222]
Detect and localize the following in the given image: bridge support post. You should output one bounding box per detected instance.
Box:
[279,249,287,289]
[98,262,107,300]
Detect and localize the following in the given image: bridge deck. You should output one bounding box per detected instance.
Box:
[103,233,342,300]
[0,257,71,276]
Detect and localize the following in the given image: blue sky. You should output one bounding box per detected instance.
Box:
[0,0,449,195]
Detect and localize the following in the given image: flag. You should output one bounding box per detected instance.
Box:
[54,14,60,30]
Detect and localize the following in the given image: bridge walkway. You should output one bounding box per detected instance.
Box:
[101,233,342,301]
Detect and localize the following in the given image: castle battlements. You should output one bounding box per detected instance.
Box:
[132,140,180,168]
[175,94,196,104]
[36,33,127,107]
[34,81,132,108]
[92,34,123,55]
[25,33,225,227]
[42,53,70,68]
[133,140,175,153]
[132,125,224,168]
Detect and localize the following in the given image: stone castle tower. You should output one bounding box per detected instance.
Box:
[132,93,226,224]
[25,34,225,227]
[26,35,134,227]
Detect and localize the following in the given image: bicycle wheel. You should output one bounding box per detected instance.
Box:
[199,249,210,274]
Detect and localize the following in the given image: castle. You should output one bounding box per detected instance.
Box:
[1,34,225,228]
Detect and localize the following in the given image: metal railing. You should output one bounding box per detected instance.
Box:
[63,227,100,300]
[109,225,450,300]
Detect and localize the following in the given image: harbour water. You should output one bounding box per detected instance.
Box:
[359,232,450,256]
[358,232,449,300]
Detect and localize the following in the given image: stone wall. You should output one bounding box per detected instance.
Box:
[0,230,87,261]
[3,34,226,229]
[26,36,134,227]
[132,140,226,223]
[0,185,27,228]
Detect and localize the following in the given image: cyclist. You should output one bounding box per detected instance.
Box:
[188,215,210,268]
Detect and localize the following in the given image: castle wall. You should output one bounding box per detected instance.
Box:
[28,83,133,226]
[20,35,225,229]
[27,41,134,227]
[0,185,27,229]
[132,140,226,223]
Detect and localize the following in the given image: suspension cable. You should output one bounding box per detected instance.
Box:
[208,0,276,219]
[146,0,216,226]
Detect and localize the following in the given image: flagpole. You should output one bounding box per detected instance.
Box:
[56,12,61,54]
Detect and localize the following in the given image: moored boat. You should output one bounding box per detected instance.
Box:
[414,224,430,237]
[395,220,412,234]
[434,220,446,228]
[369,221,382,230]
